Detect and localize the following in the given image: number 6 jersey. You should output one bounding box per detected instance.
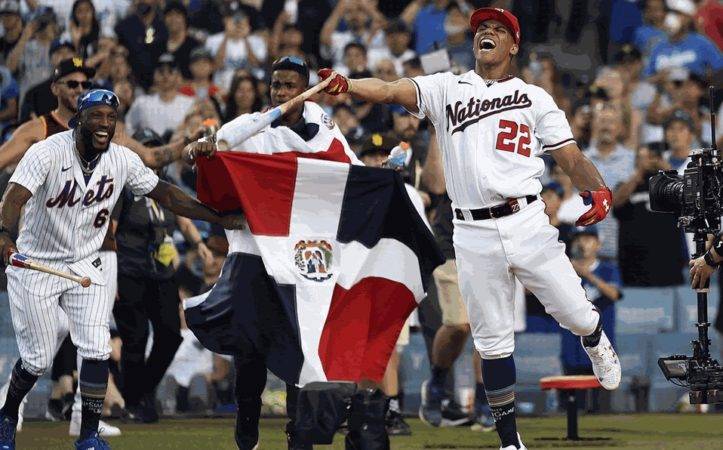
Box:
[9,130,159,277]
[407,71,574,209]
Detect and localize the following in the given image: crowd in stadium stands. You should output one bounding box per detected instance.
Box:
[0,0,721,437]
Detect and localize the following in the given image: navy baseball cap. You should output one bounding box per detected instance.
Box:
[69,89,119,128]
[271,55,309,84]
[49,38,75,58]
[570,225,599,238]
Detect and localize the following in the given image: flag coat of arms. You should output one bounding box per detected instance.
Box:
[184,139,444,386]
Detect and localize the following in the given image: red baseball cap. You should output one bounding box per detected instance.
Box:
[469,7,521,45]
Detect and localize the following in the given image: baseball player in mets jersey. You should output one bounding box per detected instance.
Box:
[0,89,243,450]
[319,7,621,450]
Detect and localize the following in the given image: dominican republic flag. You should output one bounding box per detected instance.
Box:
[184,139,444,386]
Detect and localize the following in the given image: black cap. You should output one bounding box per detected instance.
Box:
[271,55,309,84]
[133,128,165,147]
[163,0,187,18]
[386,19,409,34]
[156,53,177,70]
[222,0,246,19]
[53,57,95,82]
[359,133,395,158]
[0,0,20,15]
[49,38,75,58]
[665,109,695,131]
[190,46,213,63]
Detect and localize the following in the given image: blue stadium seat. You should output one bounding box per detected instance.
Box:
[399,332,431,413]
[616,287,675,334]
[610,334,652,411]
[515,333,562,386]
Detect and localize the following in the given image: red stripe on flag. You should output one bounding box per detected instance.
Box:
[196,152,297,236]
[318,278,417,382]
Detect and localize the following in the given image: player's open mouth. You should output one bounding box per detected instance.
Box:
[94,131,109,144]
[480,38,496,51]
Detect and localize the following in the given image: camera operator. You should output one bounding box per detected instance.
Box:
[689,237,722,289]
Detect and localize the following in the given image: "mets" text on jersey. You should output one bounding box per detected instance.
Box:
[46,175,115,208]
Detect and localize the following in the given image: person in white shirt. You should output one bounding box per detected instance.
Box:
[320,0,387,69]
[367,20,416,78]
[125,53,195,139]
[204,6,267,90]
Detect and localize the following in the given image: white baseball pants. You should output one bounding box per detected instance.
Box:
[6,262,112,376]
[453,199,599,359]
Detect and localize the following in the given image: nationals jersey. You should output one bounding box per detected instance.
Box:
[408,71,574,209]
[9,130,159,283]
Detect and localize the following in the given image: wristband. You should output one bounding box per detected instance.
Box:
[713,235,723,255]
[704,251,719,268]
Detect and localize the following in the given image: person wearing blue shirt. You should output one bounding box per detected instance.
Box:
[561,227,622,378]
[644,4,723,77]
[406,0,449,55]
[632,0,666,58]
[0,65,19,134]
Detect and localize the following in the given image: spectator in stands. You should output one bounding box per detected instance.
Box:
[541,182,574,247]
[373,58,398,82]
[402,0,450,55]
[222,73,262,124]
[0,66,19,133]
[19,39,76,122]
[584,104,636,260]
[644,0,722,79]
[113,78,135,121]
[0,0,24,65]
[521,54,571,116]
[125,53,195,140]
[205,3,267,90]
[320,0,386,69]
[94,44,133,90]
[340,42,369,77]
[633,0,667,59]
[368,20,416,78]
[594,66,642,150]
[444,1,473,71]
[164,1,200,80]
[570,102,593,150]
[6,6,60,97]
[115,0,169,90]
[652,70,711,145]
[388,105,429,184]
[66,0,100,60]
[331,103,365,150]
[561,226,621,411]
[113,128,212,423]
[613,142,686,286]
[269,22,306,63]
[663,109,696,173]
[179,47,221,101]
[613,45,658,144]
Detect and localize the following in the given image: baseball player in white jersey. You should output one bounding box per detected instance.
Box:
[0,89,244,450]
[318,7,621,450]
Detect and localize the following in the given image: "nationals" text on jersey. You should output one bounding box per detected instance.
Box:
[446,90,532,134]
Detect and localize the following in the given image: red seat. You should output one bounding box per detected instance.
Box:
[539,375,601,440]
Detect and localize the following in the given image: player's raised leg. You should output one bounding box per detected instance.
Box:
[508,202,621,390]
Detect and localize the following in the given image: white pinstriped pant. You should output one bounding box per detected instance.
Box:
[6,253,116,376]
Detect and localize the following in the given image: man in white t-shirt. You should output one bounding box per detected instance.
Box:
[125,53,195,139]
[367,20,416,78]
[320,0,386,69]
[204,6,267,90]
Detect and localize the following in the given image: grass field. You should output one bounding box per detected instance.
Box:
[13,414,723,450]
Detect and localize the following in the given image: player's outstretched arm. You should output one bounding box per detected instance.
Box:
[318,69,419,114]
[551,143,611,226]
[146,180,245,230]
[0,183,32,263]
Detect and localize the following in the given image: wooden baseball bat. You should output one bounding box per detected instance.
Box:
[9,253,92,288]
[215,76,334,148]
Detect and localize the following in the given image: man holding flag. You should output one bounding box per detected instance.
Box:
[183,56,442,450]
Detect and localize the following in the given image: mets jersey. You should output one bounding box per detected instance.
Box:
[408,71,574,209]
[9,130,159,282]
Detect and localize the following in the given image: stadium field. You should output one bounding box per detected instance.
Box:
[14,414,723,449]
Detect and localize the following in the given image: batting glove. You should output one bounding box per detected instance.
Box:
[318,68,349,95]
[576,187,612,226]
